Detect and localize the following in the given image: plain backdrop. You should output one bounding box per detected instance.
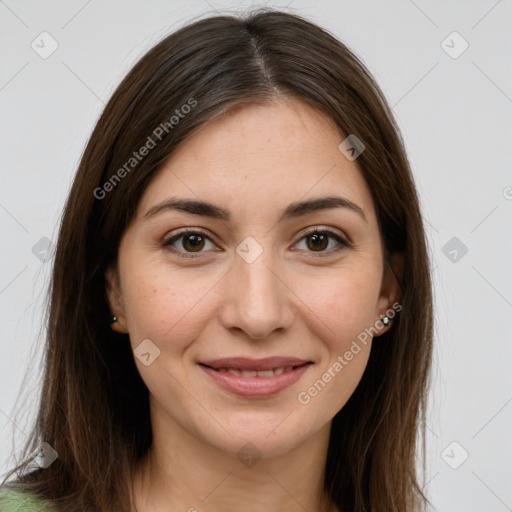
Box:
[1,1,511,510]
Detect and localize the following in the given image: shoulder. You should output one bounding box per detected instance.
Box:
[0,486,55,511]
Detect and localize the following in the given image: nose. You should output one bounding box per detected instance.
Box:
[218,243,295,340]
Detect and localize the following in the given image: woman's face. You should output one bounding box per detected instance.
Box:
[106,97,400,458]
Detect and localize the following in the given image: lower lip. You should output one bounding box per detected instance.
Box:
[199,363,312,398]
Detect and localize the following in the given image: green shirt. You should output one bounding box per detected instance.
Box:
[0,488,138,511]
[0,488,54,511]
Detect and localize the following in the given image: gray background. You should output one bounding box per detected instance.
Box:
[1,1,511,510]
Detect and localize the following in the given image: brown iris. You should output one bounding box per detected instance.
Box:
[306,233,329,251]
[182,234,205,252]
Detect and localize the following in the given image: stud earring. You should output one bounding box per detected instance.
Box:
[381,315,391,326]
[109,316,117,325]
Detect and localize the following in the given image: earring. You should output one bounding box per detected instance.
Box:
[110,315,127,334]
[381,315,391,326]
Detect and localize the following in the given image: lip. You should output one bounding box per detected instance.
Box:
[198,356,311,372]
[198,359,313,398]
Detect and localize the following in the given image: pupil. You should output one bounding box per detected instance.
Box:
[184,235,204,251]
[308,233,327,251]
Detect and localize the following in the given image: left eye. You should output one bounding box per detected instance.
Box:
[294,228,350,256]
[161,228,350,259]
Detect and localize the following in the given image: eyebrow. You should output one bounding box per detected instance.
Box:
[143,195,367,223]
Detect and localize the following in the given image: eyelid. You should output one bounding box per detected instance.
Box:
[299,225,351,244]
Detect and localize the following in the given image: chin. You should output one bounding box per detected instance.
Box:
[202,414,318,461]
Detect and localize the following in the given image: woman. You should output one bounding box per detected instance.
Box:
[0,8,434,512]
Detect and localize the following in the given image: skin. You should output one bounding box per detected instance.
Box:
[106,97,402,512]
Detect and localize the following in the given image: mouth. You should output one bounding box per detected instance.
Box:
[199,363,309,377]
[197,357,313,398]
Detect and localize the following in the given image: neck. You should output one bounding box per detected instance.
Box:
[130,406,338,512]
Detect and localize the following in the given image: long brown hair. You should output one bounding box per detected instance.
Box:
[1,8,434,511]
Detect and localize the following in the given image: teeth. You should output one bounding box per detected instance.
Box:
[215,366,303,377]
[256,370,275,377]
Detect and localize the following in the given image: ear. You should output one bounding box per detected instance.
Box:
[374,251,404,336]
[105,265,129,334]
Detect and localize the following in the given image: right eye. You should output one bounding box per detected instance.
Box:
[161,228,219,259]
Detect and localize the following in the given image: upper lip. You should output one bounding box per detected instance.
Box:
[199,357,312,371]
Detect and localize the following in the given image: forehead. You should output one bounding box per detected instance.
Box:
[136,98,377,225]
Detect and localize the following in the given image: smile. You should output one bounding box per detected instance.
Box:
[212,366,299,377]
[198,361,313,398]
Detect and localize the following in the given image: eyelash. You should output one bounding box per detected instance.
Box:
[161,227,351,260]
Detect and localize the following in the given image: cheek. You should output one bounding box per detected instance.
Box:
[298,278,378,413]
[304,266,382,344]
[295,266,380,404]
[121,265,218,349]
